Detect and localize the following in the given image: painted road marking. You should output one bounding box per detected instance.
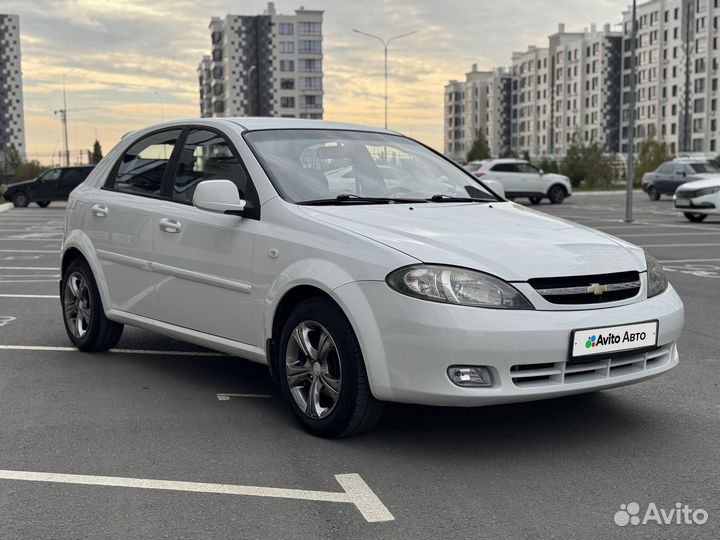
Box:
[0,266,58,270]
[619,232,720,237]
[0,345,227,356]
[0,294,60,298]
[657,258,720,263]
[0,238,62,242]
[217,393,272,400]
[0,316,15,327]
[638,242,720,248]
[663,263,720,279]
[0,250,58,253]
[0,469,394,523]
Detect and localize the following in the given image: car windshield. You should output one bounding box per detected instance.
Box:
[687,162,720,173]
[244,129,497,204]
[465,162,482,172]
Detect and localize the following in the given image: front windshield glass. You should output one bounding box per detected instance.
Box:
[245,129,497,203]
[688,162,720,173]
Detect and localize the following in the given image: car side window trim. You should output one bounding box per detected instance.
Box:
[102,127,184,201]
[165,125,261,220]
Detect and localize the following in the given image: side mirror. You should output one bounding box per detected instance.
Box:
[484,179,505,199]
[192,179,246,216]
[681,171,687,177]
[538,169,545,175]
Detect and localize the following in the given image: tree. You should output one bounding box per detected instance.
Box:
[521,151,531,163]
[500,148,518,159]
[712,154,720,167]
[91,140,103,164]
[560,140,586,187]
[538,157,559,174]
[466,133,490,162]
[634,136,672,185]
[14,160,49,182]
[560,138,617,188]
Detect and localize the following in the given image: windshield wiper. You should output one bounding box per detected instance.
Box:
[299,194,426,205]
[427,194,496,203]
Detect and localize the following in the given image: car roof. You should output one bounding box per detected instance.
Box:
[126,117,402,137]
[482,159,527,165]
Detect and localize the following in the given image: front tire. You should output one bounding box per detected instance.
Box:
[648,186,660,201]
[529,196,542,205]
[278,297,384,438]
[684,212,707,223]
[61,258,124,352]
[548,185,566,204]
[36,201,50,207]
[12,191,29,207]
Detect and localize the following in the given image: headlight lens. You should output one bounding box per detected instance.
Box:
[693,186,720,197]
[386,265,533,309]
[646,255,668,298]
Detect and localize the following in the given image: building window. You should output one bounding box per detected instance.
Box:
[298,22,321,35]
[300,77,322,90]
[298,40,322,54]
[279,23,293,35]
[281,96,296,108]
[279,41,294,53]
[280,78,295,90]
[279,60,295,72]
[300,95,322,109]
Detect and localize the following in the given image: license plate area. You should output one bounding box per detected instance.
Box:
[570,321,658,360]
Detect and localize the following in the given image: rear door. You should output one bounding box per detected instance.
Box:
[152,127,261,345]
[83,129,182,319]
[488,163,524,193]
[665,164,690,194]
[57,168,90,200]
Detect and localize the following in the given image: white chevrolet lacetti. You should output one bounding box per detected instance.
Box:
[60,118,684,437]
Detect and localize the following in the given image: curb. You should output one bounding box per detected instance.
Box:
[0,202,13,213]
[573,190,643,196]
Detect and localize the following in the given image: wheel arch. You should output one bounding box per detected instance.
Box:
[266,284,338,384]
[61,232,112,314]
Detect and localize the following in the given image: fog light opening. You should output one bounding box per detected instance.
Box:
[448,366,493,387]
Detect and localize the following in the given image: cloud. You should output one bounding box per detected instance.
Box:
[8,0,627,160]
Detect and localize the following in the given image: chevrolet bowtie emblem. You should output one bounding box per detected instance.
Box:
[587,283,608,295]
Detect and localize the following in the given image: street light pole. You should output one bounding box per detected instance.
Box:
[153,90,165,122]
[625,0,638,223]
[353,29,418,129]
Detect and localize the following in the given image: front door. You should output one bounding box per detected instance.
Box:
[152,128,261,346]
[34,168,63,200]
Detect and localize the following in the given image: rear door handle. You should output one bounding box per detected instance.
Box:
[91,204,108,217]
[158,217,182,233]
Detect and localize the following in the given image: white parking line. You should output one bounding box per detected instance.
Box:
[0,345,226,356]
[217,393,272,400]
[618,232,720,238]
[0,294,60,298]
[639,243,720,248]
[0,266,58,270]
[0,469,394,523]
[657,258,720,263]
[0,238,62,242]
[0,250,58,253]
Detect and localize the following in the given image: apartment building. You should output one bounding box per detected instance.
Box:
[511,46,550,158]
[0,14,26,165]
[198,2,323,119]
[443,65,513,161]
[620,0,720,155]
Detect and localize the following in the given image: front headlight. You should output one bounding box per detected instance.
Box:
[693,186,720,197]
[386,265,533,309]
[646,255,668,298]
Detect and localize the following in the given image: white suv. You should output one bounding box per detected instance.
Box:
[60,118,683,437]
[474,159,573,204]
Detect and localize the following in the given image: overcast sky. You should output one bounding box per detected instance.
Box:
[5,0,629,162]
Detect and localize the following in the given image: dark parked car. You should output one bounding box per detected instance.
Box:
[4,166,94,208]
[641,160,720,200]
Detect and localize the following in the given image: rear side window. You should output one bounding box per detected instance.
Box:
[657,163,673,174]
[171,129,255,205]
[109,130,181,196]
[61,168,90,186]
[491,163,517,173]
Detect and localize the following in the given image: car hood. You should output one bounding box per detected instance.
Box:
[677,176,720,190]
[5,179,36,190]
[300,202,645,280]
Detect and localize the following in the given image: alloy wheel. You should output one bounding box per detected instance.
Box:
[63,272,92,339]
[285,320,342,419]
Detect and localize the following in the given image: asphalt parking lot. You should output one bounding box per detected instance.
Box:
[0,193,718,539]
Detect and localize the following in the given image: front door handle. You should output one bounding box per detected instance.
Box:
[158,217,182,233]
[91,204,108,217]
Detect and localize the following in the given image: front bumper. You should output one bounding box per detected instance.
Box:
[674,193,719,214]
[333,281,684,406]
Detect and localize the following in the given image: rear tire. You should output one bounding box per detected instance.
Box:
[648,186,660,201]
[36,201,50,207]
[548,185,566,204]
[278,297,384,438]
[61,258,124,352]
[683,212,707,223]
[529,196,542,205]
[12,191,29,207]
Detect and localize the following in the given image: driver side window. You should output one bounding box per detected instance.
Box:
[41,169,62,182]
